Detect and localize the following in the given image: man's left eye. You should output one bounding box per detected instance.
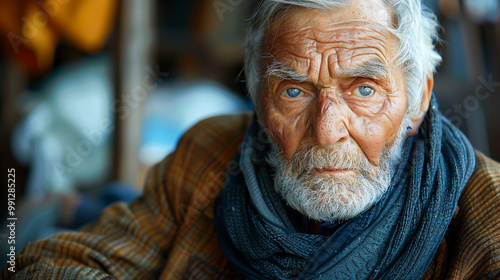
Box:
[353,86,375,97]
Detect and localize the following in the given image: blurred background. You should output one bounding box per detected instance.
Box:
[0,0,499,264]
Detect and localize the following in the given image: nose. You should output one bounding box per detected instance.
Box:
[312,97,349,146]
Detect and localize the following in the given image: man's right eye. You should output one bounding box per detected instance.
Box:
[281,88,302,98]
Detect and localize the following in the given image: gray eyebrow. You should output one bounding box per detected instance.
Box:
[338,59,390,80]
[265,60,310,83]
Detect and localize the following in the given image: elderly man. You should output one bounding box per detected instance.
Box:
[4,0,500,279]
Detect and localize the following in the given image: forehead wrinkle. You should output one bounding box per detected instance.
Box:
[335,21,391,40]
[323,19,391,30]
[325,47,388,74]
[315,38,389,58]
[272,52,314,73]
[273,20,391,59]
[315,28,387,45]
[345,49,389,65]
[273,27,314,43]
[270,42,317,58]
[312,21,390,40]
[273,41,388,66]
[333,44,389,68]
[271,27,391,65]
[276,30,388,56]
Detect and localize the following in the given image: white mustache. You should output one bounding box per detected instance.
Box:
[288,142,372,176]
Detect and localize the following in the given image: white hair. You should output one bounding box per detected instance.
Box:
[244,0,442,118]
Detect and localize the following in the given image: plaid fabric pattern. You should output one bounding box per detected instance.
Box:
[2,112,500,279]
[422,151,500,279]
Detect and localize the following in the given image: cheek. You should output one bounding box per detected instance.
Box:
[260,94,309,159]
[350,117,388,165]
[350,84,407,165]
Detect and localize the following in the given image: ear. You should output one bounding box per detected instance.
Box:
[407,73,434,136]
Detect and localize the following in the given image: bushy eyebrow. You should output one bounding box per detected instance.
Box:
[265,60,310,83]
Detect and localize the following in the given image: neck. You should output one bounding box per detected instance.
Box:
[308,221,321,234]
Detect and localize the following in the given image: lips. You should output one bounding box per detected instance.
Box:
[313,168,355,175]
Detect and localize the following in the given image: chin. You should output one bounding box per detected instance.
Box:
[275,167,390,222]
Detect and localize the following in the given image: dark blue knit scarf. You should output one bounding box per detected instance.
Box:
[214,97,476,279]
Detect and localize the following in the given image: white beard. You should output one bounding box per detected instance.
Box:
[268,117,410,223]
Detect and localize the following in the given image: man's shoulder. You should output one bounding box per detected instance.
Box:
[178,112,253,149]
[168,111,253,179]
[465,151,500,199]
[155,112,252,223]
[471,151,500,182]
[172,112,253,167]
[447,151,500,278]
[460,150,500,215]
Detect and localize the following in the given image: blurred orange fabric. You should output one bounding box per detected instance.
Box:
[0,0,118,74]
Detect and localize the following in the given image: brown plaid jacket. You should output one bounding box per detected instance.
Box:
[2,113,500,279]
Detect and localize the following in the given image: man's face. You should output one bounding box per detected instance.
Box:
[260,0,411,221]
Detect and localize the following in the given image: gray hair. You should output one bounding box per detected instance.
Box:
[244,0,442,118]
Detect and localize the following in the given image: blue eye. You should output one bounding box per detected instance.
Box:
[353,86,374,97]
[283,88,302,98]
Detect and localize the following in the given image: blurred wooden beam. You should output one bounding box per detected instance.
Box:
[113,0,156,187]
[2,59,26,133]
[1,58,29,209]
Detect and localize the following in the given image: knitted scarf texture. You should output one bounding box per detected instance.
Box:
[214,97,476,279]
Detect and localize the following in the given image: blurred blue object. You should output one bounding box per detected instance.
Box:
[11,55,113,196]
[465,0,499,23]
[139,80,250,165]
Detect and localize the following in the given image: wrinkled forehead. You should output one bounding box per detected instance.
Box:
[265,0,394,41]
[263,2,397,73]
